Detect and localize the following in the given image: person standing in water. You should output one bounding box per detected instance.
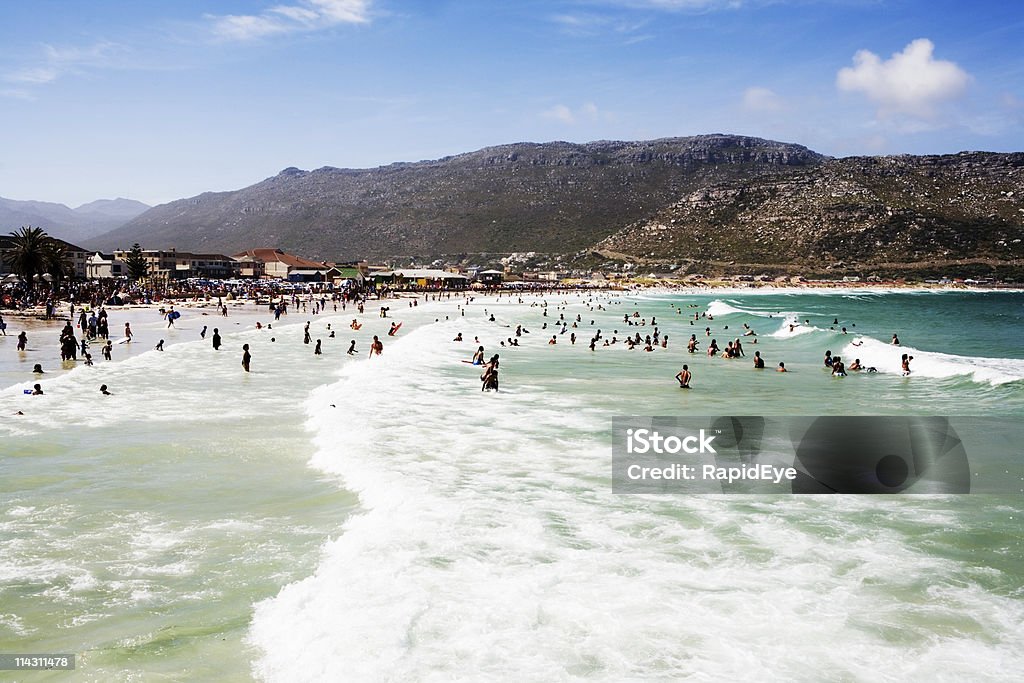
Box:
[242,344,251,372]
[347,340,356,355]
[17,331,27,351]
[369,335,383,357]
[314,339,322,355]
[124,322,133,342]
[212,328,222,350]
[675,364,691,388]
[472,346,485,365]
[481,354,499,391]
[201,325,208,339]
[753,351,765,369]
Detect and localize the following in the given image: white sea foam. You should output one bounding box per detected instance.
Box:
[248,316,1024,682]
[768,315,827,338]
[705,300,749,317]
[705,299,792,319]
[841,337,1024,386]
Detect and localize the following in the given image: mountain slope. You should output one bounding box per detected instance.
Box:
[74,198,151,221]
[595,152,1024,275]
[91,135,824,259]
[0,196,150,243]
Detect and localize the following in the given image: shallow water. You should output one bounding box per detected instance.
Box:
[1,290,1022,681]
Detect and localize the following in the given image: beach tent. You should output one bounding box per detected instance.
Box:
[2,274,21,284]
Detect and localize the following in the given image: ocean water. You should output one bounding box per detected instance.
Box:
[1,290,1023,681]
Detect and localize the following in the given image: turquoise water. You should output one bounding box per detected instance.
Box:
[1,290,1023,681]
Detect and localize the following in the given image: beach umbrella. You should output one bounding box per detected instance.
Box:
[2,274,22,284]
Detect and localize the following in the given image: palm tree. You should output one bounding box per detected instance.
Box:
[42,239,72,294]
[3,226,49,292]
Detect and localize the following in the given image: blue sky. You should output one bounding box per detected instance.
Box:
[1,0,1022,207]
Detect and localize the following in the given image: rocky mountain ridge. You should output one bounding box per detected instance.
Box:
[90,135,823,258]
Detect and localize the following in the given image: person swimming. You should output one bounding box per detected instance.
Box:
[100,384,112,395]
[777,362,787,372]
[32,363,43,374]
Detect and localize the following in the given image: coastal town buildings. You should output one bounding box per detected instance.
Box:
[0,236,91,279]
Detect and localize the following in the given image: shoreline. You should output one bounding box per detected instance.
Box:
[2,282,1021,321]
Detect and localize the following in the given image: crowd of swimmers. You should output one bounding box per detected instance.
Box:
[6,286,926,403]
[448,293,922,391]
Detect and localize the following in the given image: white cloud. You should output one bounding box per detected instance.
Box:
[590,0,742,9]
[3,41,122,86]
[0,88,35,101]
[550,12,650,39]
[742,86,784,112]
[6,66,59,84]
[542,102,608,125]
[209,0,371,41]
[1002,93,1023,110]
[836,38,970,118]
[543,104,576,124]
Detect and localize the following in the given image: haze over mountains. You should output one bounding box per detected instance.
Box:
[0,196,150,244]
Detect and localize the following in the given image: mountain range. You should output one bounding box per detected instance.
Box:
[89,135,824,259]
[0,196,150,244]
[14,134,1024,278]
